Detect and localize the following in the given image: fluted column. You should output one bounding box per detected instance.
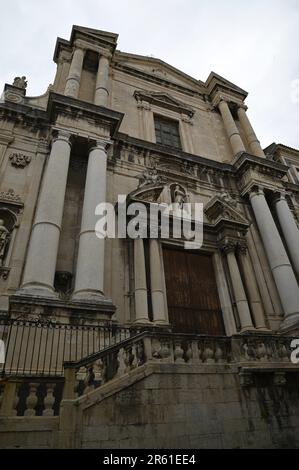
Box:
[94,53,110,107]
[237,106,265,158]
[72,140,110,302]
[273,193,299,278]
[134,238,150,323]
[64,47,85,98]
[149,239,167,324]
[21,130,72,295]
[238,244,268,330]
[223,243,254,332]
[218,100,246,156]
[249,187,299,328]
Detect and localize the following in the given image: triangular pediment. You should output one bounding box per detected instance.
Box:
[205,194,249,228]
[71,25,118,47]
[134,90,194,117]
[115,52,205,91]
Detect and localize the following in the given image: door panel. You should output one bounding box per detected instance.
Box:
[163,247,225,335]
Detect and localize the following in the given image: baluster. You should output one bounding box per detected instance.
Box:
[76,366,88,382]
[190,341,200,364]
[185,343,192,363]
[202,343,215,364]
[93,359,104,383]
[43,384,55,416]
[160,341,171,361]
[174,342,184,363]
[12,383,20,416]
[151,339,162,359]
[131,345,138,369]
[215,344,224,363]
[25,383,38,416]
[256,342,268,361]
[279,342,289,363]
[116,347,127,377]
[198,341,203,363]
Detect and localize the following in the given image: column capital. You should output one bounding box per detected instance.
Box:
[99,49,112,60]
[248,185,265,200]
[237,241,248,255]
[89,138,112,153]
[220,240,237,255]
[52,129,73,146]
[272,190,288,205]
[237,103,248,112]
[73,40,87,53]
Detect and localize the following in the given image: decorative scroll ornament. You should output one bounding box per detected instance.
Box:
[9,153,31,168]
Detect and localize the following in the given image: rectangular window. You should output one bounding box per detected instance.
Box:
[154,116,181,149]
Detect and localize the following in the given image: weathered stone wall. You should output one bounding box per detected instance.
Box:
[80,367,299,449]
[0,417,59,449]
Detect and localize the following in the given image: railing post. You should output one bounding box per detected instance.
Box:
[143,336,152,362]
[63,367,76,399]
[0,381,17,416]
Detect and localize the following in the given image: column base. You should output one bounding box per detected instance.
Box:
[16,284,58,300]
[71,289,112,306]
[255,326,271,332]
[240,326,256,334]
[134,318,152,325]
[279,312,299,333]
[154,320,170,326]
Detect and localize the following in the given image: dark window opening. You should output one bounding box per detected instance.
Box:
[154,116,181,149]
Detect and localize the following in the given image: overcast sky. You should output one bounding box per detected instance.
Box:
[1,0,298,149]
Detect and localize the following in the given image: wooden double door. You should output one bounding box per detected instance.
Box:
[163,247,225,335]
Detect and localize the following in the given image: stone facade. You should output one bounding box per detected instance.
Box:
[0,25,299,449]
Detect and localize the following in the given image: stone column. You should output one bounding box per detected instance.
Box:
[134,238,150,323]
[237,106,265,158]
[218,100,246,156]
[223,243,254,332]
[72,140,110,302]
[273,193,299,278]
[249,187,299,328]
[21,130,72,295]
[64,47,85,98]
[94,53,110,107]
[238,244,268,330]
[149,239,167,324]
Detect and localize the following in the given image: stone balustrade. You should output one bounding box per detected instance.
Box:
[0,379,64,417]
[64,332,298,399]
[0,332,298,416]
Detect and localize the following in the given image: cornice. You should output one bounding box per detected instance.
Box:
[113,62,207,100]
[115,133,233,174]
[134,90,194,117]
[0,100,49,131]
[47,92,124,137]
[232,152,289,178]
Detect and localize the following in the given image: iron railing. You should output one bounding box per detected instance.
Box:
[0,317,135,377]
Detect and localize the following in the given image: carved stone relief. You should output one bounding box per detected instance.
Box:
[9,153,31,168]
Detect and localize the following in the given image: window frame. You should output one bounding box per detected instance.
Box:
[154,114,182,150]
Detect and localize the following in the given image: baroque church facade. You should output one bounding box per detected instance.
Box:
[1,25,299,448]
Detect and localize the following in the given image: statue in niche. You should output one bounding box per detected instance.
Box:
[173,184,187,208]
[0,219,10,266]
[12,76,27,90]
